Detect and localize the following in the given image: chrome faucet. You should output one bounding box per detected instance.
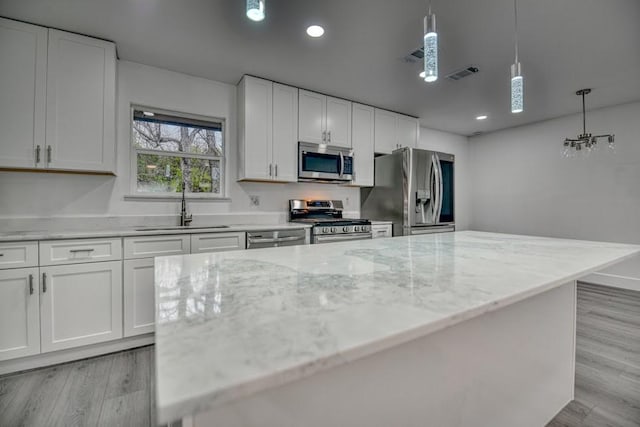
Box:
[180,181,193,226]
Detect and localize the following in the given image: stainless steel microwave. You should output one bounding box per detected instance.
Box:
[298,142,354,183]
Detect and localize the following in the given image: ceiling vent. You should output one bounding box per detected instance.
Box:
[445,66,479,81]
[404,47,424,63]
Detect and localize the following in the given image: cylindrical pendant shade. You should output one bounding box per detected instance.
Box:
[423,14,438,83]
[246,0,265,21]
[510,62,523,113]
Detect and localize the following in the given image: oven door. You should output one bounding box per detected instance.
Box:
[313,232,372,244]
[299,142,353,182]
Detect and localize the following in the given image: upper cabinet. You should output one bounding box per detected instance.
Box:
[0,18,116,174]
[374,108,419,154]
[0,18,47,169]
[45,30,116,173]
[299,90,352,147]
[238,76,298,183]
[351,103,375,187]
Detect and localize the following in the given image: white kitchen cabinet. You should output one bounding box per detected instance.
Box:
[39,238,122,266]
[238,76,272,181]
[351,103,375,187]
[0,268,40,361]
[40,261,122,353]
[238,76,298,182]
[123,258,155,337]
[271,83,298,182]
[123,235,190,260]
[374,108,419,154]
[299,89,352,147]
[0,18,47,169]
[374,108,398,154]
[371,223,393,239]
[0,241,39,270]
[191,232,247,253]
[397,115,419,149]
[45,29,116,173]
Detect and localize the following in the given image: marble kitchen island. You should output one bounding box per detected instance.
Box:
[154,231,640,427]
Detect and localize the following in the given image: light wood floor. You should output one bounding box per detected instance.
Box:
[548,282,640,427]
[1,283,638,427]
[0,345,155,427]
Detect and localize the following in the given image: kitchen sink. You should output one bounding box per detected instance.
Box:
[134,225,230,231]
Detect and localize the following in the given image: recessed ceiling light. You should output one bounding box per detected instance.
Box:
[306,25,325,38]
[476,115,488,120]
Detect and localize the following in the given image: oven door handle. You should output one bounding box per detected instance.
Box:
[339,152,344,177]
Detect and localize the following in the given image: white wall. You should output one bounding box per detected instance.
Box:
[418,127,471,230]
[469,101,640,290]
[0,61,359,227]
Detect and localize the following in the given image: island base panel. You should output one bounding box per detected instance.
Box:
[191,281,576,427]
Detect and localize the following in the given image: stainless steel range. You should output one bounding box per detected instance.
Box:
[289,200,372,244]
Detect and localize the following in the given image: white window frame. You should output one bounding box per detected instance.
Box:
[129,105,226,199]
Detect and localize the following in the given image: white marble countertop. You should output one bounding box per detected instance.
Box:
[154,231,640,423]
[0,223,312,242]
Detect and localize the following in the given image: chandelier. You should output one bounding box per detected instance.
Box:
[563,89,615,157]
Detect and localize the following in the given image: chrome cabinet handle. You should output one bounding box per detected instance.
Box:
[269,164,272,177]
[47,145,52,164]
[0,253,3,257]
[42,273,47,293]
[328,131,331,142]
[322,131,326,142]
[36,145,41,164]
[69,248,95,253]
[274,164,278,177]
[29,274,34,295]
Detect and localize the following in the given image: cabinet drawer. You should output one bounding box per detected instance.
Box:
[371,225,392,239]
[0,241,38,269]
[124,235,190,259]
[191,232,246,254]
[40,238,122,266]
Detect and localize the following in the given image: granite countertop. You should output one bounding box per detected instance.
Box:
[0,223,312,242]
[153,231,640,423]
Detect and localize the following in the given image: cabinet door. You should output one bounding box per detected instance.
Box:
[45,30,116,173]
[0,268,40,361]
[374,109,398,154]
[40,261,122,352]
[0,18,47,169]
[298,90,326,144]
[239,76,273,180]
[190,232,246,254]
[371,224,393,239]
[397,115,419,149]
[351,103,374,187]
[123,258,155,337]
[272,83,298,183]
[326,97,352,147]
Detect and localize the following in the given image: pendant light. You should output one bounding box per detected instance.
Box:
[510,0,523,113]
[246,0,265,22]
[423,0,438,83]
[562,89,615,158]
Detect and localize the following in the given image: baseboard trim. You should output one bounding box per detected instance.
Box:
[0,334,154,376]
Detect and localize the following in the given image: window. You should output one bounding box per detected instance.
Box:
[131,107,225,197]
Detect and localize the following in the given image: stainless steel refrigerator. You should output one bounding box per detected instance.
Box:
[360,147,455,236]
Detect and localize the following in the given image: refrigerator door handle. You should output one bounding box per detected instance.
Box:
[429,154,437,224]
[435,153,444,223]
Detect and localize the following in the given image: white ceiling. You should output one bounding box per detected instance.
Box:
[2,0,639,136]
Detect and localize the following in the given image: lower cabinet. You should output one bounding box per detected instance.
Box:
[371,223,393,239]
[123,258,155,337]
[40,261,122,353]
[0,268,40,361]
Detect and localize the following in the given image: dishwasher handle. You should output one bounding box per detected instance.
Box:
[248,235,305,244]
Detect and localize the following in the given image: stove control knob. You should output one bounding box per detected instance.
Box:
[363,225,369,232]
[354,226,360,232]
[322,227,329,233]
[331,227,337,233]
[343,226,349,232]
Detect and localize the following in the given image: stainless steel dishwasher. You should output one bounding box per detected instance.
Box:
[246,228,308,249]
